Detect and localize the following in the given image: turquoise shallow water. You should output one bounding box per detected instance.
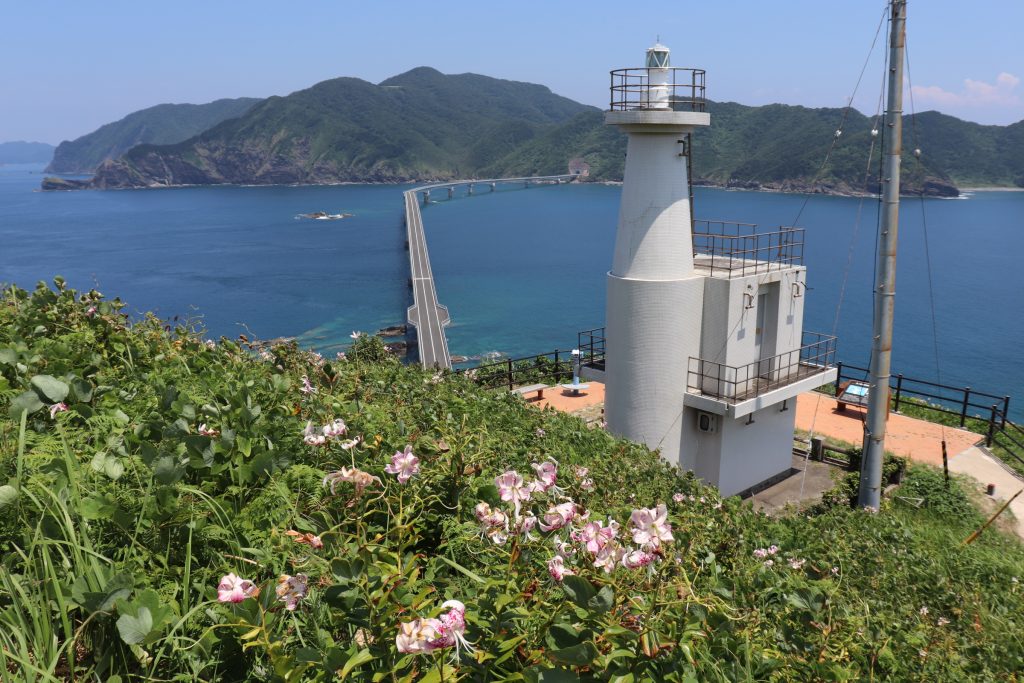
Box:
[1,164,1022,416]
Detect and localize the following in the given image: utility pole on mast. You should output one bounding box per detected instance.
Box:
[859,0,906,509]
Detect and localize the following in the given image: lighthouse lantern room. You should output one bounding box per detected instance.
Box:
[596,43,838,497]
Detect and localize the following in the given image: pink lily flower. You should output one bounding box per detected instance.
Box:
[495,470,532,519]
[396,617,443,654]
[547,555,574,582]
[300,375,317,395]
[303,421,326,446]
[340,435,363,450]
[578,518,619,554]
[428,600,474,659]
[539,501,578,532]
[629,504,674,550]
[621,549,655,569]
[474,502,509,545]
[385,445,420,484]
[593,541,626,574]
[48,402,68,419]
[198,423,219,437]
[275,574,308,611]
[322,467,380,496]
[529,459,559,494]
[217,573,259,603]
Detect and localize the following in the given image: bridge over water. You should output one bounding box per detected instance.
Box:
[403,174,578,369]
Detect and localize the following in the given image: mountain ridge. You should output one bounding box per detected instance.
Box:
[46,97,260,174]
[41,69,1024,195]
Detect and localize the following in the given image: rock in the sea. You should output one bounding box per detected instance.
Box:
[41,176,90,191]
[385,341,408,356]
[377,324,407,337]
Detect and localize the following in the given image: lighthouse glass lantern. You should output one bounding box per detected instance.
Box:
[596,44,838,497]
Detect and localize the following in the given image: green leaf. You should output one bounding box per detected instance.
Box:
[70,377,94,403]
[435,554,485,584]
[537,666,583,681]
[30,374,69,402]
[80,494,116,520]
[339,648,374,680]
[9,390,43,419]
[589,585,614,614]
[152,456,184,485]
[115,589,172,646]
[236,435,252,457]
[561,575,597,609]
[548,640,599,666]
[116,606,153,645]
[0,484,19,509]
[0,349,17,366]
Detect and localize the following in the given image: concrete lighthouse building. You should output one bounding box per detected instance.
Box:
[596,44,838,497]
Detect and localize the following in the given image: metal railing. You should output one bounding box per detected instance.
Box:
[692,220,805,277]
[688,332,837,403]
[578,327,605,371]
[609,68,706,112]
[471,350,575,390]
[832,361,1011,434]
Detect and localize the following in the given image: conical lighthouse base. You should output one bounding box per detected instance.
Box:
[603,117,706,472]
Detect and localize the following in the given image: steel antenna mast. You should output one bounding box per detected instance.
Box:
[859,0,906,509]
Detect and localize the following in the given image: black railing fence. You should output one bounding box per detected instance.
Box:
[578,328,605,371]
[609,67,706,112]
[833,362,1010,437]
[471,350,576,390]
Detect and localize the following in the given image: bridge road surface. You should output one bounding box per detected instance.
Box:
[404,189,451,369]
[403,175,577,370]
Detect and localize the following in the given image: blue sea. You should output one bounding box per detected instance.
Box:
[2,163,1022,417]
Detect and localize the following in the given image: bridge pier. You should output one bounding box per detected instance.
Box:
[422,190,430,205]
[490,182,496,192]
[468,184,474,195]
[447,187,454,199]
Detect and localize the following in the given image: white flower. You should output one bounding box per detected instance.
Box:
[788,558,805,570]
[919,606,929,617]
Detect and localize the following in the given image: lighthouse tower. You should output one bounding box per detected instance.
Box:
[601,44,837,496]
[604,43,710,474]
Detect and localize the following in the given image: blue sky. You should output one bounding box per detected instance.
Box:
[2,0,1021,143]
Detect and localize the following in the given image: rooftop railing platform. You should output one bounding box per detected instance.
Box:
[692,219,805,278]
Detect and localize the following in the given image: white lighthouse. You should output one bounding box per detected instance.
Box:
[598,44,838,497]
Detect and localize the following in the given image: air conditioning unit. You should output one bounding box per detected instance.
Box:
[696,411,718,434]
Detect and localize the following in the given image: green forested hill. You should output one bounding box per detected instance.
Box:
[46,97,260,173]
[0,140,54,164]
[51,68,1024,195]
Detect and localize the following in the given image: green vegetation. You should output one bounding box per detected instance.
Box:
[2,281,1024,681]
[67,69,1024,194]
[45,98,260,174]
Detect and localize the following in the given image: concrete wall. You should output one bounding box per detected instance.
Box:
[685,402,796,497]
[716,403,796,497]
[695,267,807,396]
[605,275,704,466]
[611,132,694,279]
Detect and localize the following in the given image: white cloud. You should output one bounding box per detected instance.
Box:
[912,72,1021,108]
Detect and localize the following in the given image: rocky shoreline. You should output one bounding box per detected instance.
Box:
[41,173,962,198]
